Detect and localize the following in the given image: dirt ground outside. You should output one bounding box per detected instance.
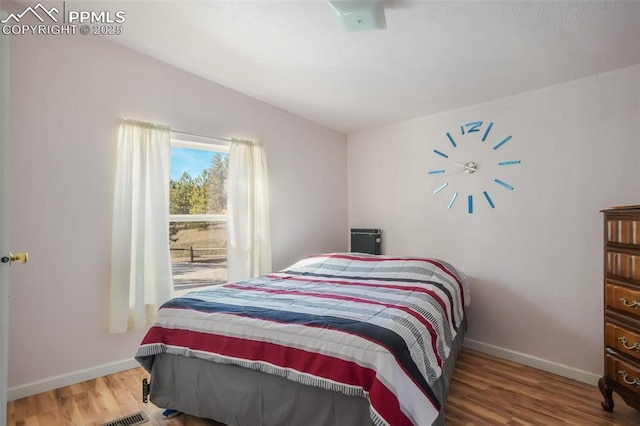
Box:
[170,221,228,291]
[172,258,228,292]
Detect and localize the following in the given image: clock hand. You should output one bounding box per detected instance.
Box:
[453,162,473,171]
[453,162,478,173]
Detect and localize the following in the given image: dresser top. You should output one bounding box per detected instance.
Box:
[602,205,640,213]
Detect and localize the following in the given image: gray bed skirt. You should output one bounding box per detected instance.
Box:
[148,317,466,426]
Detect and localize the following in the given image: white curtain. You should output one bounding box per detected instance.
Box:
[227,139,272,282]
[109,120,173,333]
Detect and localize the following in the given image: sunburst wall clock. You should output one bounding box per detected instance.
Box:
[429,121,521,213]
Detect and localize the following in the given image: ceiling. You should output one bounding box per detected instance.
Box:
[89,1,640,134]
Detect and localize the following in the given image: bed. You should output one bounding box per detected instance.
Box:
[135,253,470,426]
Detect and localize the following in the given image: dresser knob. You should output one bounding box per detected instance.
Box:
[618,336,640,352]
[618,370,640,386]
[619,297,640,309]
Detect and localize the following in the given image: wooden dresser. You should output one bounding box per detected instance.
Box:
[600,206,640,413]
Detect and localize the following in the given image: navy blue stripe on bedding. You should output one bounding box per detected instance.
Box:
[279,270,459,332]
[162,296,441,410]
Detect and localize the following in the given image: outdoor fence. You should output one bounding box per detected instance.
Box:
[170,247,227,263]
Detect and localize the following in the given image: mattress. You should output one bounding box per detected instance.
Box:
[136,253,470,426]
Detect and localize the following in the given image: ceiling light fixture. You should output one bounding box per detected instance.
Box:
[327,1,387,32]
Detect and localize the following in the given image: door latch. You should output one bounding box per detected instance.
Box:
[1,252,28,265]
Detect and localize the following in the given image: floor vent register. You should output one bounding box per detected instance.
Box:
[100,411,149,426]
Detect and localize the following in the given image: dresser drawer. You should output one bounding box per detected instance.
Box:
[607,252,640,281]
[608,218,640,245]
[606,354,640,396]
[606,322,640,361]
[606,283,640,318]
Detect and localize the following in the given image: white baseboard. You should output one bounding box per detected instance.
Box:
[463,338,600,386]
[7,358,140,401]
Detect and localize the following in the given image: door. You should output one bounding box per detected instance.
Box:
[1,9,9,423]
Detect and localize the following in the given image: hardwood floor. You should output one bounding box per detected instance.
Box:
[445,349,640,425]
[6,348,640,425]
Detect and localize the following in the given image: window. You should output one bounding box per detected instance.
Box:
[169,135,229,293]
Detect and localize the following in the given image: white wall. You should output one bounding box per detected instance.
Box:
[348,65,640,377]
[7,31,347,391]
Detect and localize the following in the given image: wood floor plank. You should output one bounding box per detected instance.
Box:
[6,348,640,425]
[446,350,640,426]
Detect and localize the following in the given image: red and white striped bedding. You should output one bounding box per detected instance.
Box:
[136,253,469,426]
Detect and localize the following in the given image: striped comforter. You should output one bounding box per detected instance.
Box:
[136,253,470,426]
